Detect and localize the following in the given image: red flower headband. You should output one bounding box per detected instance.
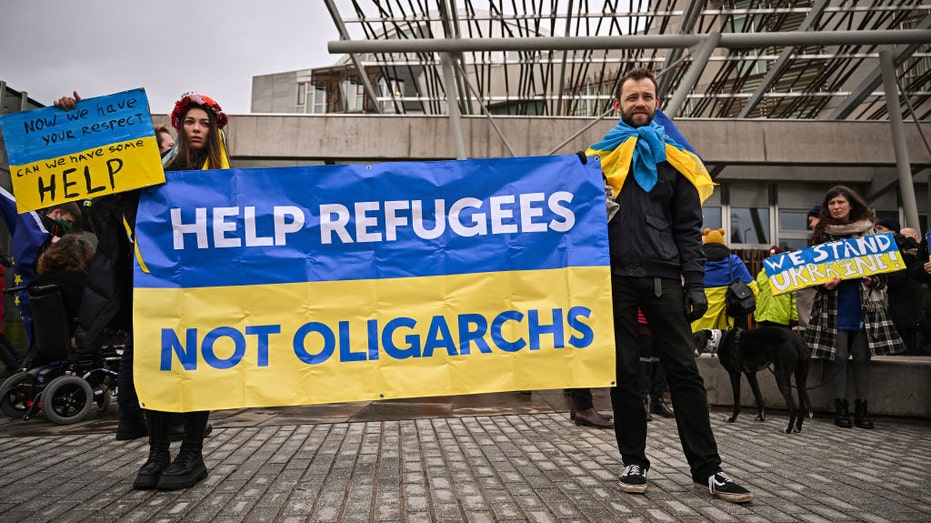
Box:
[170,92,228,130]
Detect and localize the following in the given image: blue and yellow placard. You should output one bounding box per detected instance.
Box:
[132,155,615,412]
[0,88,164,213]
[763,233,904,295]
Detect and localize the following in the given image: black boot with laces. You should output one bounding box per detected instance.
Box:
[834,398,852,428]
[156,411,210,490]
[854,399,874,429]
[133,410,170,490]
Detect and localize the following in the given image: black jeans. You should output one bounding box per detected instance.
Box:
[609,276,722,483]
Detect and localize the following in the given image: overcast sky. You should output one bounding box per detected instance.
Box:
[0,1,342,114]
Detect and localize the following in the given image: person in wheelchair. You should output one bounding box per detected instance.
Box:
[29,234,95,336]
[0,233,114,426]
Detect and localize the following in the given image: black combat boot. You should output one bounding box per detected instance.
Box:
[132,410,171,490]
[834,398,852,428]
[157,411,210,490]
[854,399,874,429]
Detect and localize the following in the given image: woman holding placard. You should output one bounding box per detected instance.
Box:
[133,92,229,490]
[805,185,905,429]
[57,91,230,491]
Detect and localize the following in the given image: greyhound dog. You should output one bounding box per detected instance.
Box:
[694,326,813,434]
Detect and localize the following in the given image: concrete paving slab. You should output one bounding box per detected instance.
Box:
[1,390,929,522]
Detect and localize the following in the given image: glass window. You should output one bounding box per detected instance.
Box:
[729,184,770,245]
[342,81,365,112]
[729,207,769,245]
[779,210,808,231]
[297,83,307,113]
[377,77,405,113]
[703,207,722,231]
[310,85,326,114]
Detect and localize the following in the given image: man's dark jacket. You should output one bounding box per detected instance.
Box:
[607,161,705,288]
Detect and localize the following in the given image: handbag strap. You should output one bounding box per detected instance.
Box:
[727,255,735,283]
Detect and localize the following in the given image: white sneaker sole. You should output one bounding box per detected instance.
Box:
[620,481,647,494]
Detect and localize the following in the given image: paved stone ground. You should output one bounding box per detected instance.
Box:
[0,394,929,522]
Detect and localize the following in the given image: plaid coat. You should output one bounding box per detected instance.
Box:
[804,275,906,360]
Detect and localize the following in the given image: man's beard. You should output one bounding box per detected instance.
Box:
[621,111,654,128]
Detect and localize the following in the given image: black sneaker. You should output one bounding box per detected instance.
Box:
[619,464,648,493]
[695,472,754,503]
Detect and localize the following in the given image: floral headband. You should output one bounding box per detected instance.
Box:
[170,92,228,130]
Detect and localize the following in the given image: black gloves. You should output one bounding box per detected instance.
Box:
[685,286,708,322]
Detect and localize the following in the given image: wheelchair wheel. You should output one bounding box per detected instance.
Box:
[42,375,93,424]
[95,387,112,412]
[0,372,31,418]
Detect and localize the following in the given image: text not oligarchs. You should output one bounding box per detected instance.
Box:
[160,306,596,371]
[169,191,577,249]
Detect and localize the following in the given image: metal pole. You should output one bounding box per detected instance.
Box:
[879,47,919,230]
[323,0,383,114]
[665,33,721,118]
[454,63,516,157]
[328,29,931,54]
[555,0,575,117]
[441,53,467,160]
[739,0,831,118]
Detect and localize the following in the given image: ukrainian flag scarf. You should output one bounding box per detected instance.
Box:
[586,118,715,204]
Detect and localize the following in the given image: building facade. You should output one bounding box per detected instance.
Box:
[251,1,931,251]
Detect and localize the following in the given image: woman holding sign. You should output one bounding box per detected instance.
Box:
[132,93,229,490]
[805,185,905,429]
[57,91,229,491]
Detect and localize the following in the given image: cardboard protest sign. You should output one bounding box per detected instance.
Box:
[0,88,164,213]
[131,155,615,412]
[763,232,904,295]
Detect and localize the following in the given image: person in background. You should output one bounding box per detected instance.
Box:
[753,246,798,329]
[901,227,921,244]
[0,262,23,377]
[691,228,758,331]
[807,205,821,231]
[805,186,905,429]
[566,388,614,428]
[154,124,175,157]
[796,205,822,332]
[874,219,928,355]
[912,226,931,356]
[30,235,95,335]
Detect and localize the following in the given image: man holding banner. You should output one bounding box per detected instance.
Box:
[586,68,753,503]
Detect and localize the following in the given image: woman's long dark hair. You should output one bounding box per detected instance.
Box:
[811,184,876,244]
[169,104,223,170]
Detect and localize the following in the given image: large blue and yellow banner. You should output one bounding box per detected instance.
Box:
[0,88,163,213]
[132,155,615,412]
[763,232,904,295]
